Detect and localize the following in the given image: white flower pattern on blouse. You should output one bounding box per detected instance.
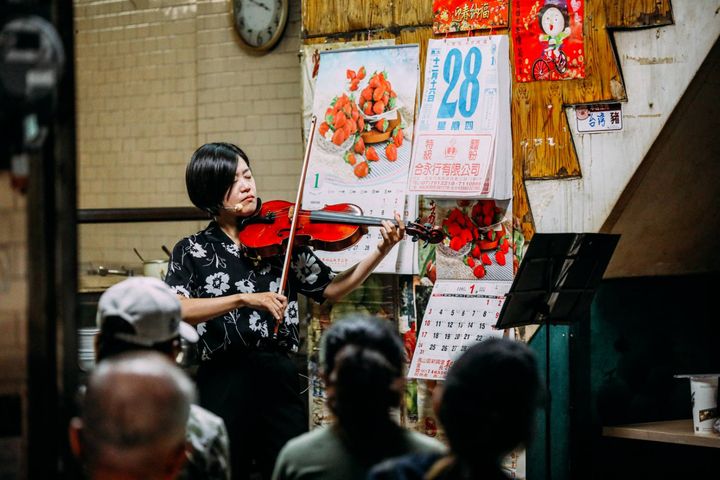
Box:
[197,322,207,336]
[235,278,255,293]
[292,252,321,284]
[190,241,208,258]
[172,285,191,298]
[164,222,335,359]
[204,272,230,296]
[284,301,299,325]
[248,312,269,338]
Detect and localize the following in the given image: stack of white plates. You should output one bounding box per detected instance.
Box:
[77,327,98,372]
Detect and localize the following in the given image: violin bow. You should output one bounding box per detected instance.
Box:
[274,116,317,336]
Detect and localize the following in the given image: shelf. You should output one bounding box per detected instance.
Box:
[603,419,720,449]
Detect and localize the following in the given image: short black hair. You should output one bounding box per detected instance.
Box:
[185,142,250,216]
[439,338,542,464]
[320,315,407,462]
[322,315,404,378]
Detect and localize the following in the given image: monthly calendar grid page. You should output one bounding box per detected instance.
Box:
[409,280,511,380]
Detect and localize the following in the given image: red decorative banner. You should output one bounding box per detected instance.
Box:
[433,0,509,34]
[512,0,585,82]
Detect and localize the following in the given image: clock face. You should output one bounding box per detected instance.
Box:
[233,0,288,52]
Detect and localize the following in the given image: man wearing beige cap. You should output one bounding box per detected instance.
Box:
[94,277,231,480]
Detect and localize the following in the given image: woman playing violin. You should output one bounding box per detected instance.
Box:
[164,142,405,480]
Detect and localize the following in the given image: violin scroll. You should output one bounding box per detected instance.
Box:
[405,219,446,246]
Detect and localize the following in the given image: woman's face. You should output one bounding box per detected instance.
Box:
[223,157,257,217]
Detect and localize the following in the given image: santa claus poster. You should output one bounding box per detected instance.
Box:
[512,0,585,82]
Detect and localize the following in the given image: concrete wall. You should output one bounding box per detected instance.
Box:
[527,1,720,238]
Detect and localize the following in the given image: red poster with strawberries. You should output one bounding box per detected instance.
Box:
[512,0,585,82]
[433,0,509,33]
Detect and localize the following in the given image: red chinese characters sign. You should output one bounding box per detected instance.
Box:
[512,0,585,82]
[433,0,509,34]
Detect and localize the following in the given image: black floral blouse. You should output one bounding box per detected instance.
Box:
[165,221,335,360]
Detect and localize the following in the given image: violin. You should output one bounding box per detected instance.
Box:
[237,199,444,259]
[239,116,443,336]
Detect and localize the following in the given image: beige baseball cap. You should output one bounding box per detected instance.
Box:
[96,277,198,346]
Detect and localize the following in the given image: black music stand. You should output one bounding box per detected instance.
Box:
[496,233,619,480]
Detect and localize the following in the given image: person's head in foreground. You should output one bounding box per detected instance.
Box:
[437,337,542,478]
[322,315,406,457]
[69,351,197,480]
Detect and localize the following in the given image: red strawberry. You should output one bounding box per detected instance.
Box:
[357,66,366,80]
[473,265,486,279]
[450,236,465,251]
[481,253,492,265]
[346,69,356,80]
[349,78,360,91]
[393,128,404,147]
[375,119,389,133]
[500,238,509,253]
[466,256,476,267]
[373,86,386,102]
[331,128,346,146]
[361,86,373,102]
[366,146,379,162]
[319,122,330,136]
[344,151,357,165]
[385,143,398,161]
[472,245,481,258]
[353,161,369,178]
[333,112,346,130]
[354,137,365,155]
[495,251,506,266]
[482,201,494,216]
[372,101,384,115]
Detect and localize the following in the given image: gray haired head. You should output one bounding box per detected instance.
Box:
[73,351,196,476]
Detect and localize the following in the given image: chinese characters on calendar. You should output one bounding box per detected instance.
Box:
[408,36,511,198]
[409,280,511,380]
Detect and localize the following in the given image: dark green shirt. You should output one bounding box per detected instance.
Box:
[272,425,446,480]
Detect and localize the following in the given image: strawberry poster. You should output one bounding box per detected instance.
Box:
[433,0,509,34]
[408,36,512,198]
[512,0,585,82]
[302,45,420,273]
[418,197,514,282]
[301,39,395,144]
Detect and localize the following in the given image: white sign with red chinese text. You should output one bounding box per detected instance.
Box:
[408,280,510,380]
[408,36,511,198]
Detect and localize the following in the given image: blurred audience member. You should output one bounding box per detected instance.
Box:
[369,337,543,480]
[272,316,445,480]
[69,351,194,480]
[94,277,230,480]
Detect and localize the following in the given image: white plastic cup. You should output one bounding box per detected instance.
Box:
[689,376,718,433]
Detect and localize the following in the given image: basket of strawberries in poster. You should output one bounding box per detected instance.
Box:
[316,66,406,179]
[437,200,512,279]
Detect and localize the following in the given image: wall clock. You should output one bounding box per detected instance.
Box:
[232,0,289,54]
